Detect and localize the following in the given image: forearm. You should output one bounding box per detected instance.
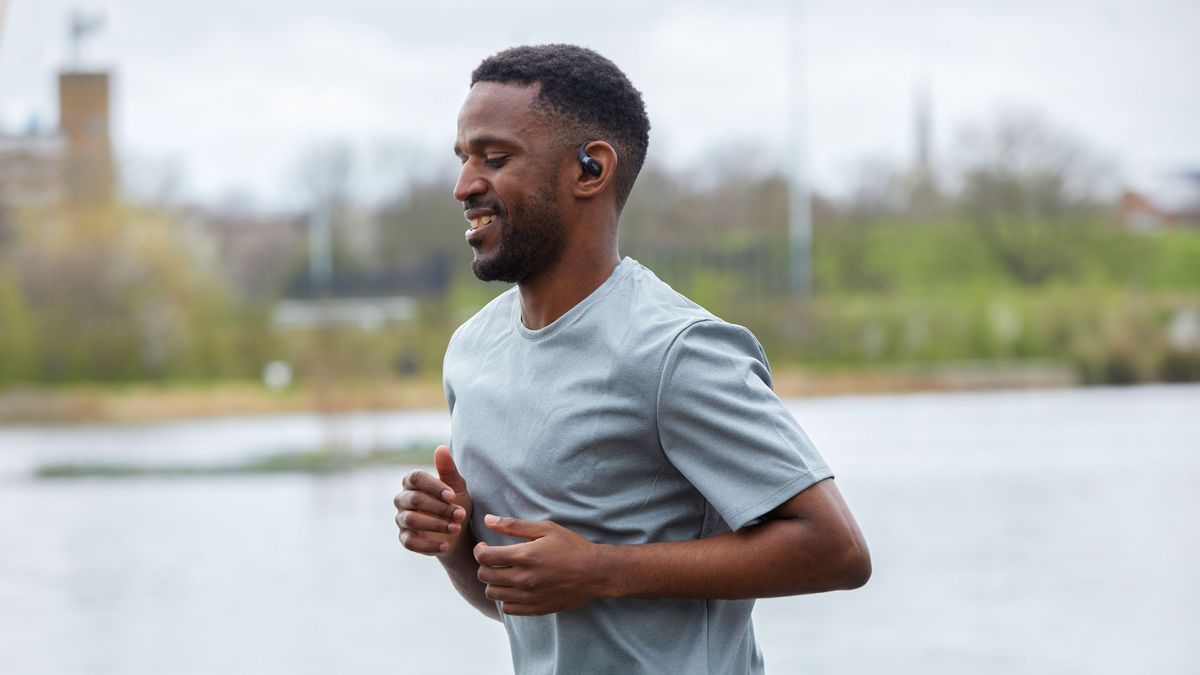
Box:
[596,517,870,600]
[441,529,501,620]
[473,481,868,615]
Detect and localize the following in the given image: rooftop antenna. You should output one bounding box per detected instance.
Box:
[69,9,104,68]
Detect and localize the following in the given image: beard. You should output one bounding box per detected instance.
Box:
[470,184,566,284]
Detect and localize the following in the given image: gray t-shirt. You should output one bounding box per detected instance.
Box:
[443,257,832,675]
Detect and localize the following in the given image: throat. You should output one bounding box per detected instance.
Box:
[517,255,621,330]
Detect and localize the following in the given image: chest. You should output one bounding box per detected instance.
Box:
[447,338,692,541]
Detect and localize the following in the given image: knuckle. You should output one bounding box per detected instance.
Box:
[409,492,428,511]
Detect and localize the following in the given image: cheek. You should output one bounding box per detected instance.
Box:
[533,173,567,209]
[543,184,567,215]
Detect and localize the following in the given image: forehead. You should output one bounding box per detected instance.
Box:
[456,81,547,148]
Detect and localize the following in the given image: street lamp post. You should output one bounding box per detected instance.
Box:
[787,0,813,298]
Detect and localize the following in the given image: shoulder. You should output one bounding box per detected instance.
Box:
[598,261,771,393]
[446,286,518,355]
[658,318,773,396]
[619,260,765,360]
[668,319,768,364]
[443,287,518,409]
[615,260,718,337]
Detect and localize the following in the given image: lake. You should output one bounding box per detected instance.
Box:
[1,385,1197,674]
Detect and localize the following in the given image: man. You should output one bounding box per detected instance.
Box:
[394,44,870,674]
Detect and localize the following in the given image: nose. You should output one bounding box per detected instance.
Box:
[453,162,487,202]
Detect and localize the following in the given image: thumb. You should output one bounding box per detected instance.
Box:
[434,445,468,494]
[484,514,553,540]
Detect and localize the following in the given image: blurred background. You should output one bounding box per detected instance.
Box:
[1,1,1197,673]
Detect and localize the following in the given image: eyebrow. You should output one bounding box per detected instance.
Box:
[453,134,521,159]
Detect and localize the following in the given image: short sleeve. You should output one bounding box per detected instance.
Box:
[656,320,833,531]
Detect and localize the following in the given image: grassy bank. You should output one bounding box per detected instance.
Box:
[0,379,446,424]
[0,361,1082,425]
[3,218,1197,424]
[35,445,435,479]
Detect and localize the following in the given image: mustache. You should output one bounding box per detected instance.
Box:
[463,198,504,215]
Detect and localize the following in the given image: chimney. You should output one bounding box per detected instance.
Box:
[58,70,114,204]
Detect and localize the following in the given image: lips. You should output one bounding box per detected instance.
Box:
[468,214,496,231]
[464,209,500,242]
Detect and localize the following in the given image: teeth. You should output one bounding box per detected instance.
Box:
[470,215,496,230]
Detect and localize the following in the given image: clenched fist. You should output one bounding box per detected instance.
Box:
[394,445,473,557]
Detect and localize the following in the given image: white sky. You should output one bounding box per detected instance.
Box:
[1,0,1197,209]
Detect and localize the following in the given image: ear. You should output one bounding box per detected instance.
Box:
[574,141,619,200]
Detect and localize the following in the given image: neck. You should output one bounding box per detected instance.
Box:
[517,237,620,330]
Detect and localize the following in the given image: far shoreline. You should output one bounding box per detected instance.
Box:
[0,361,1084,426]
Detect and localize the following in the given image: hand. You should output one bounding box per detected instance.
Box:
[474,515,607,616]
[394,445,472,557]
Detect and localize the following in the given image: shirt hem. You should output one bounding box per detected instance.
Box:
[723,465,834,532]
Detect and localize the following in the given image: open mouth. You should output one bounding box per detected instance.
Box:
[465,212,499,242]
[468,214,497,231]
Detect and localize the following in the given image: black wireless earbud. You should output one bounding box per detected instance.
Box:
[577,142,602,177]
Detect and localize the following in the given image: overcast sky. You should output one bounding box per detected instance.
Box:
[1,0,1197,209]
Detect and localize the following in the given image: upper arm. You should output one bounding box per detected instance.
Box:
[766,477,844,520]
[765,478,872,586]
[656,320,833,531]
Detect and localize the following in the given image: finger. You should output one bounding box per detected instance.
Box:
[499,602,541,616]
[474,540,529,567]
[484,514,553,540]
[396,510,461,534]
[399,529,450,555]
[477,564,523,587]
[484,584,530,603]
[394,491,464,522]
[402,469,456,503]
[434,445,469,495]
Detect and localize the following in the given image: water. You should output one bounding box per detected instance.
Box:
[1,385,1197,674]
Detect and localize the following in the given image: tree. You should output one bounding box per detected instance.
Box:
[957,112,1113,285]
[0,263,37,384]
[818,159,902,292]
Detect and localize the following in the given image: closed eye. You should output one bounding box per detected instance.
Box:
[484,156,509,169]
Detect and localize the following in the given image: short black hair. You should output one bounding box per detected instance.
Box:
[471,44,651,211]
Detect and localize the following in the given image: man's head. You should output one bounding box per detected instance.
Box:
[453,44,650,283]
[471,45,651,211]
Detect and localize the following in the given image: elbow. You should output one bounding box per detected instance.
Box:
[781,526,871,594]
[841,549,871,590]
[836,536,872,590]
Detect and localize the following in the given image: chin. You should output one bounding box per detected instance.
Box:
[471,255,523,284]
